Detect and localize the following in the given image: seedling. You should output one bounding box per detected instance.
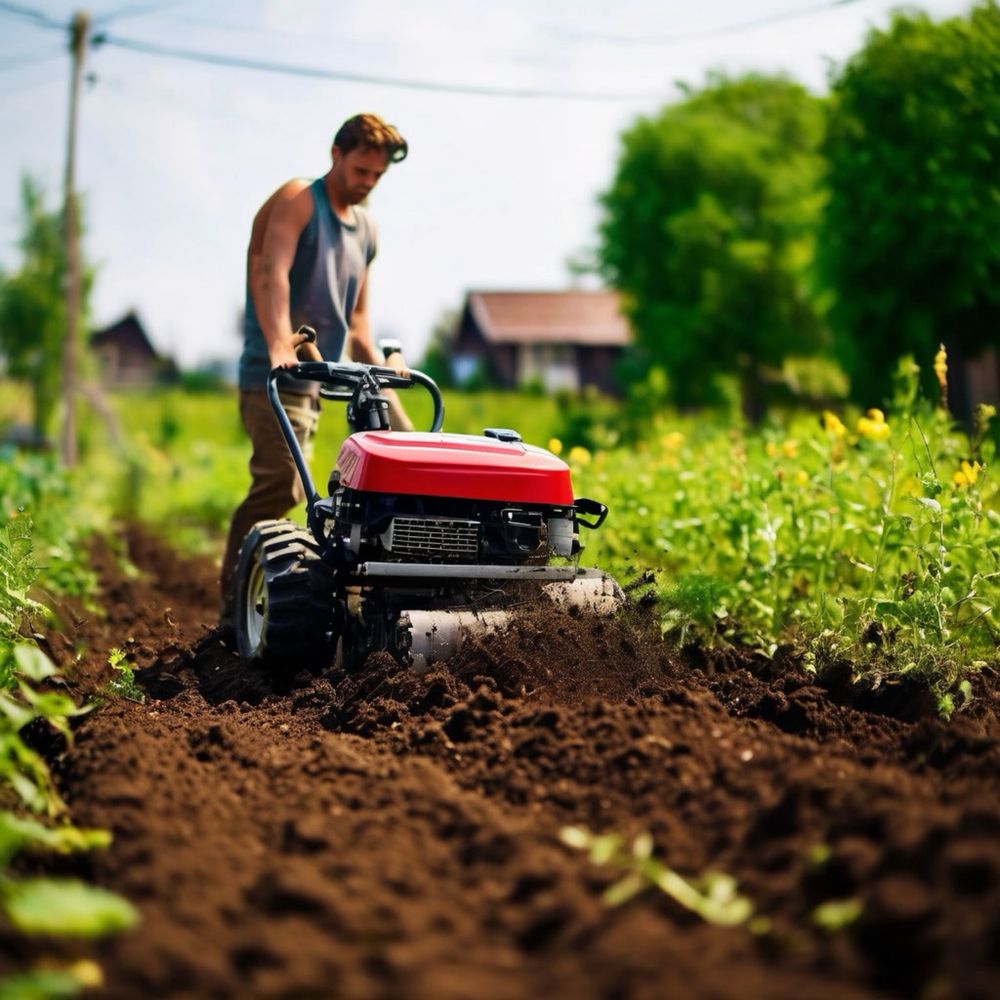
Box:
[560,826,753,927]
[105,648,145,704]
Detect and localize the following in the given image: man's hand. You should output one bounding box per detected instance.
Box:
[383,350,410,378]
[268,340,302,370]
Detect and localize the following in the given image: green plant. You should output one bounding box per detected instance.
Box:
[105,648,145,703]
[0,514,136,997]
[560,826,753,927]
[812,897,863,932]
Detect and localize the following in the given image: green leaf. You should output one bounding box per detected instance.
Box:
[12,644,57,682]
[0,969,83,1000]
[603,871,647,907]
[16,683,89,720]
[812,897,863,932]
[0,812,111,866]
[2,878,139,938]
[0,693,35,731]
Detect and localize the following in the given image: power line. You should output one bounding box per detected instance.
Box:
[97,33,669,102]
[92,1,189,28]
[0,0,185,31]
[1,0,876,106]
[554,0,866,46]
[0,0,64,30]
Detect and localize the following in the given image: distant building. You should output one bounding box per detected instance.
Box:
[90,311,175,385]
[452,290,631,394]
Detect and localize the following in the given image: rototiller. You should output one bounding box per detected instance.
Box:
[233,331,622,671]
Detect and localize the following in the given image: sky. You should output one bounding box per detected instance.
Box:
[0,0,975,371]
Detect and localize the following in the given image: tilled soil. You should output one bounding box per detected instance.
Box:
[5,526,1000,999]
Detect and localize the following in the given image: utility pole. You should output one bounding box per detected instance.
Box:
[60,10,89,468]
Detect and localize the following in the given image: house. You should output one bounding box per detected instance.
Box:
[90,311,174,385]
[452,290,631,394]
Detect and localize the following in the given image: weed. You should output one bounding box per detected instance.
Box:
[105,648,145,703]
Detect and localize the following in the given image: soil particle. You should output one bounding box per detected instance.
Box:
[6,524,999,1000]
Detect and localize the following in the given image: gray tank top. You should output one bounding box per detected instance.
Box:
[238,178,377,392]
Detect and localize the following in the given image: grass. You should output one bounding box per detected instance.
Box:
[2,350,996,697]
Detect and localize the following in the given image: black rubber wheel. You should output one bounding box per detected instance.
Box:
[233,519,336,669]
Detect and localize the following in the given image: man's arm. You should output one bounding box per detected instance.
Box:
[248,180,313,370]
[347,280,414,431]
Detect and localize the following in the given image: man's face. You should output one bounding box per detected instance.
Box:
[331,145,391,204]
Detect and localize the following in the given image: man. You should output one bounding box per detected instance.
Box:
[220,113,411,619]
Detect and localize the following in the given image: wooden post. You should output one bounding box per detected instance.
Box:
[60,11,89,468]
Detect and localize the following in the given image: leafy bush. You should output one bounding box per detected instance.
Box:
[0,506,136,998]
[574,354,998,691]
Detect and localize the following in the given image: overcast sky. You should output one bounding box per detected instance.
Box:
[0,0,974,369]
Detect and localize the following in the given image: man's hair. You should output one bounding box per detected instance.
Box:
[333,114,408,163]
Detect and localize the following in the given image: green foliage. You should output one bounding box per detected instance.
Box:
[2,878,138,938]
[812,898,864,932]
[0,640,92,816]
[0,177,93,440]
[0,814,110,867]
[573,353,999,690]
[560,826,754,926]
[417,308,458,389]
[105,648,144,703]
[0,513,133,989]
[0,966,99,1000]
[822,2,1000,405]
[0,515,42,670]
[659,574,731,647]
[598,74,828,408]
[0,449,98,600]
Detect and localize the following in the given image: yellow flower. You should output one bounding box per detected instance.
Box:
[795,469,809,486]
[766,440,799,459]
[662,430,685,451]
[933,344,948,389]
[68,960,104,989]
[953,460,982,488]
[822,411,847,438]
[567,445,591,466]
[547,437,563,456]
[857,408,890,441]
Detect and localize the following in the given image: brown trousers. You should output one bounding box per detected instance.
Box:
[219,389,321,605]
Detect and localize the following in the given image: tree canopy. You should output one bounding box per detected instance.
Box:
[597,74,828,409]
[0,178,91,438]
[821,1,1000,405]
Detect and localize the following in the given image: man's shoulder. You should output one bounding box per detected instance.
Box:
[276,176,316,197]
[255,178,317,233]
[271,177,318,212]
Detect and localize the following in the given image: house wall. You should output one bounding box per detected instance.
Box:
[517,345,579,391]
[452,304,627,393]
[577,346,623,395]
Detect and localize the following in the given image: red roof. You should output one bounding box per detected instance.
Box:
[468,290,630,347]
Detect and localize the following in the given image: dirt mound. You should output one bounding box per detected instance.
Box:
[7,526,999,999]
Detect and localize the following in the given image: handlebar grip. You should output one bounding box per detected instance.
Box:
[292,326,322,363]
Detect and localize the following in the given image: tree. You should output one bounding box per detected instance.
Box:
[821,2,1000,407]
[0,177,91,439]
[417,308,459,389]
[597,74,828,410]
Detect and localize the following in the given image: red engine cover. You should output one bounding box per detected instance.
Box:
[336,432,575,505]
